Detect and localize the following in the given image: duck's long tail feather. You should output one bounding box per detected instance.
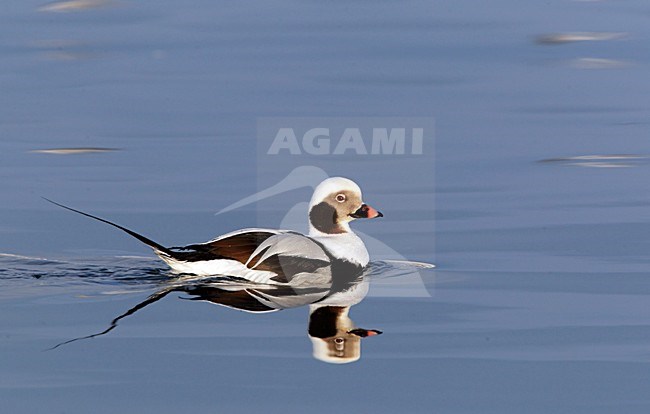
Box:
[42,197,174,256]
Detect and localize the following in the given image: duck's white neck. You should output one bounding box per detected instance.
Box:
[309,226,369,267]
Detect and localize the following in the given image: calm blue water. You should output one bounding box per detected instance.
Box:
[2,0,650,412]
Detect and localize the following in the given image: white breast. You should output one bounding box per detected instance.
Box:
[311,232,369,267]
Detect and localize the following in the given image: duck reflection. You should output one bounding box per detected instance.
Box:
[54,267,382,364]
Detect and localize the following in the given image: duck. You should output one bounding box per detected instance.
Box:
[45,177,382,284]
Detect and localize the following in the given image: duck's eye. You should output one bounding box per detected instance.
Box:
[335,194,346,203]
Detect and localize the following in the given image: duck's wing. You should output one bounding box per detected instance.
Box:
[170,229,281,262]
[169,230,332,283]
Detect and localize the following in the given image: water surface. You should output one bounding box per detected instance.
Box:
[2,0,650,412]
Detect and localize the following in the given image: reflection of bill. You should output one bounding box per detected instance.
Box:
[217,166,434,297]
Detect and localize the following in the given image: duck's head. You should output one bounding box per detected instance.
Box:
[308,177,382,236]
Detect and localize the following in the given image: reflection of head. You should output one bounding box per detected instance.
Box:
[310,334,362,364]
[308,306,380,364]
[309,307,360,364]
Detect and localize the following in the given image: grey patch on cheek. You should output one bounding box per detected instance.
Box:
[309,202,345,234]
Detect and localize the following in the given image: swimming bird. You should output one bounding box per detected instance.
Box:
[45,177,382,284]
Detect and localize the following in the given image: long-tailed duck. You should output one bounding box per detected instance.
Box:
[45,177,382,284]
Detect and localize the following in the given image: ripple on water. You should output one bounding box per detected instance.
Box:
[538,154,650,168]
